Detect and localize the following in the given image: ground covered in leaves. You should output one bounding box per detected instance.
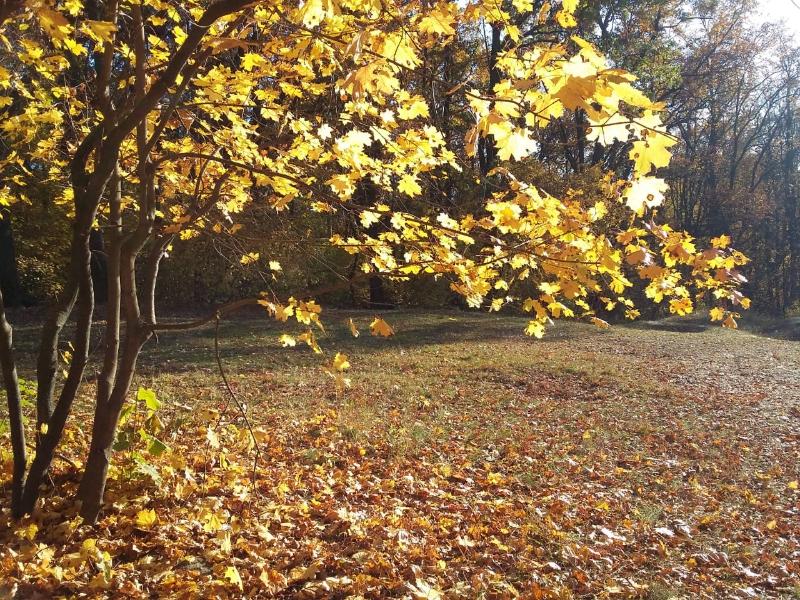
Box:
[1,310,799,599]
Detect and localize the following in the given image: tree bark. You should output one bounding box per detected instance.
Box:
[90,228,108,304]
[0,287,25,516]
[20,183,99,514]
[78,326,150,522]
[0,208,21,307]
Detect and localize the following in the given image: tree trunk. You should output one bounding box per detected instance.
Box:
[19,200,97,515]
[368,275,392,309]
[78,327,150,522]
[90,228,108,304]
[0,287,26,516]
[478,23,502,177]
[0,208,21,307]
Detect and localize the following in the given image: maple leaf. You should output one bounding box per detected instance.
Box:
[418,8,456,36]
[587,115,631,145]
[398,96,430,120]
[495,128,538,162]
[399,173,423,197]
[370,317,395,337]
[82,20,117,44]
[332,352,350,371]
[669,297,693,316]
[241,53,265,72]
[408,580,443,599]
[240,252,260,265]
[224,565,243,591]
[37,7,72,42]
[711,235,732,249]
[709,307,725,321]
[525,320,546,338]
[299,0,336,27]
[135,509,157,529]
[629,132,678,175]
[624,176,669,214]
[206,426,220,449]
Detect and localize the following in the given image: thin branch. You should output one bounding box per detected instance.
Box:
[214,316,260,488]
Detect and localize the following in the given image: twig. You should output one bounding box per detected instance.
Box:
[213,315,261,491]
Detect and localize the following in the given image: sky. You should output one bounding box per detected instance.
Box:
[755,0,800,39]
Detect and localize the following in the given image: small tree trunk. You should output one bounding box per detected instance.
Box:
[0,288,26,517]
[90,228,109,304]
[20,214,96,514]
[78,329,150,522]
[368,275,392,309]
[78,226,153,522]
[0,208,21,307]
[35,282,78,443]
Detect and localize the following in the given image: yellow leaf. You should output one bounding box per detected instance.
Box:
[629,132,677,175]
[495,128,537,162]
[398,173,422,197]
[624,176,669,214]
[418,8,456,36]
[525,320,545,338]
[398,95,430,120]
[709,307,725,322]
[240,252,259,265]
[360,210,381,227]
[202,510,223,533]
[224,565,243,590]
[37,8,71,43]
[279,334,296,347]
[299,0,326,27]
[711,235,731,249]
[556,8,577,27]
[82,20,117,44]
[347,318,360,338]
[332,352,350,371]
[788,480,798,490]
[135,509,157,529]
[486,472,504,485]
[370,317,394,337]
[20,522,38,540]
[669,297,693,316]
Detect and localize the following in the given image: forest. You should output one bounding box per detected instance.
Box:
[0,0,798,597]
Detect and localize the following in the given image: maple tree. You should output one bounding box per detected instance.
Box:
[0,0,749,527]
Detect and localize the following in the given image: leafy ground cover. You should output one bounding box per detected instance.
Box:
[1,310,799,598]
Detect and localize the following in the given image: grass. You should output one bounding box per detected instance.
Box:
[2,308,799,597]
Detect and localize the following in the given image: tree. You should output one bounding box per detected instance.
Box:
[0,0,747,523]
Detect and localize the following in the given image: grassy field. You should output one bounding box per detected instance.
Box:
[2,309,799,598]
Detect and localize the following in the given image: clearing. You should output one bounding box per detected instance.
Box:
[1,310,799,598]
